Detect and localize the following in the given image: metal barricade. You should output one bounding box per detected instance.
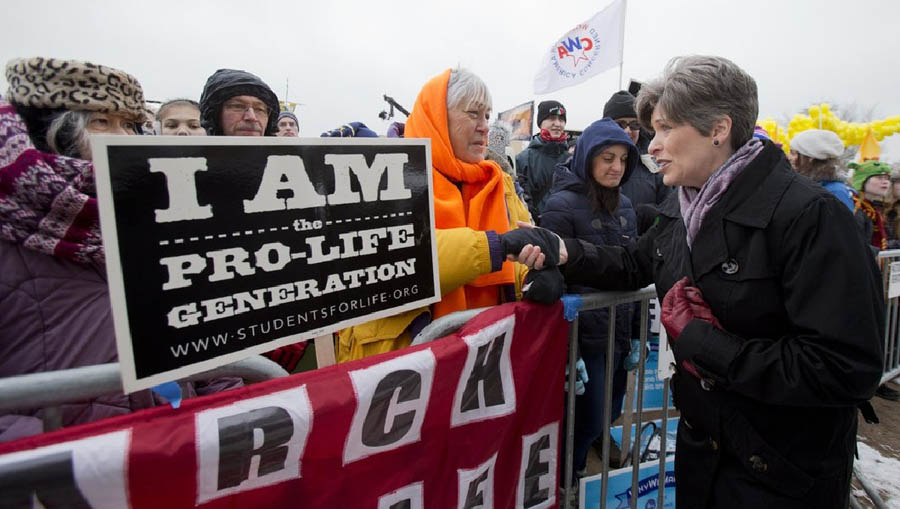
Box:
[0,355,288,431]
[412,286,667,509]
[411,251,900,508]
[878,249,900,385]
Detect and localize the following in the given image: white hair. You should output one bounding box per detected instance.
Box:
[446,68,492,112]
[46,110,91,159]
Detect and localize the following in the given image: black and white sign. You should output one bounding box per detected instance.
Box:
[91,137,439,392]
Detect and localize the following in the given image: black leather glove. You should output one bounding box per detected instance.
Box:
[499,227,561,266]
[522,266,565,304]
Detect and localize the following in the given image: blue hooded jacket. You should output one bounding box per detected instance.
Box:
[541,118,639,355]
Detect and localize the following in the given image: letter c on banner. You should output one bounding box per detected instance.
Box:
[361,370,421,447]
[344,349,436,465]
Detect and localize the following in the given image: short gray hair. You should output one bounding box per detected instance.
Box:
[46,110,90,159]
[636,56,758,151]
[446,68,492,112]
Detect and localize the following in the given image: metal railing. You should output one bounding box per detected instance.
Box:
[877,249,900,385]
[0,355,288,431]
[414,286,666,509]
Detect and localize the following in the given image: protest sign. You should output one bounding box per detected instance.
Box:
[624,338,673,412]
[889,261,900,299]
[497,101,535,141]
[610,417,679,464]
[91,136,440,392]
[0,302,568,508]
[580,456,676,509]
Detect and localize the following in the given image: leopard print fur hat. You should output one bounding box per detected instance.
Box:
[5,57,148,120]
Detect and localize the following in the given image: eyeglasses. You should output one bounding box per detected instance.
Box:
[615,120,641,131]
[223,100,270,118]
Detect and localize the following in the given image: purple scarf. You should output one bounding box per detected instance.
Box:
[0,99,104,265]
[679,139,763,247]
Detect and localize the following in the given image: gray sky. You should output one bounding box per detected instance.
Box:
[4,0,900,158]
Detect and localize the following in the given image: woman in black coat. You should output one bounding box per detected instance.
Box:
[516,56,884,508]
[541,118,640,477]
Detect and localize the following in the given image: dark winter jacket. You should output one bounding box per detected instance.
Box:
[541,119,639,355]
[199,69,280,136]
[515,134,570,222]
[561,141,884,508]
[0,241,243,442]
[620,131,671,207]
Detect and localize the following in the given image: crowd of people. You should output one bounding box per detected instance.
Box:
[0,54,896,507]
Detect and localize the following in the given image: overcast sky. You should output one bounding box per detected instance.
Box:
[4,0,900,158]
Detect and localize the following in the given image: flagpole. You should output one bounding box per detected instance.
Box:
[618,0,628,90]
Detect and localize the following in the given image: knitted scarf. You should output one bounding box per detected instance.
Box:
[0,99,104,265]
[853,194,888,250]
[404,70,514,319]
[679,139,763,247]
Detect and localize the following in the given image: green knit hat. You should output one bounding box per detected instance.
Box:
[850,160,892,191]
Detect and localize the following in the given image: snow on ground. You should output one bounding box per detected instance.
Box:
[855,440,900,507]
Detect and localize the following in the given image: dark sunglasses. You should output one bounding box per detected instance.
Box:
[615,120,641,131]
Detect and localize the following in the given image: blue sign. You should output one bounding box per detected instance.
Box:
[610,417,678,463]
[625,338,673,412]
[580,456,676,509]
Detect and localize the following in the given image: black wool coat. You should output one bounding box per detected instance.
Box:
[515,135,570,222]
[561,141,884,508]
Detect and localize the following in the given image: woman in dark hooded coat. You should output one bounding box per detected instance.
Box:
[516,56,883,508]
[540,118,639,477]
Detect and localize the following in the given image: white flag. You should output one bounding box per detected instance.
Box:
[533,0,626,95]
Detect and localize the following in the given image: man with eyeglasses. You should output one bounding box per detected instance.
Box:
[196,68,310,373]
[603,90,671,210]
[199,68,280,136]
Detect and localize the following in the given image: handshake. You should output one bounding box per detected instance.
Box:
[499,224,567,304]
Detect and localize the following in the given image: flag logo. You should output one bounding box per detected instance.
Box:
[555,25,600,74]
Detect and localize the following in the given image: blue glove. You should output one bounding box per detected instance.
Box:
[624,339,647,371]
[565,358,589,395]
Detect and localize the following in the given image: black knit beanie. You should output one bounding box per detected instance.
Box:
[536,100,566,127]
[603,90,636,120]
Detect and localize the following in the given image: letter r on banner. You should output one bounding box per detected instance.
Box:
[0,431,130,509]
[344,349,436,465]
[452,316,516,427]
[516,422,559,509]
[196,386,312,503]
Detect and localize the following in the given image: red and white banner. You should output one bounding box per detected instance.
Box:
[0,302,567,508]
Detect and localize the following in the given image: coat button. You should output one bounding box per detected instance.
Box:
[655,247,663,258]
[749,454,768,473]
[591,218,604,230]
[721,258,739,275]
[710,439,719,451]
